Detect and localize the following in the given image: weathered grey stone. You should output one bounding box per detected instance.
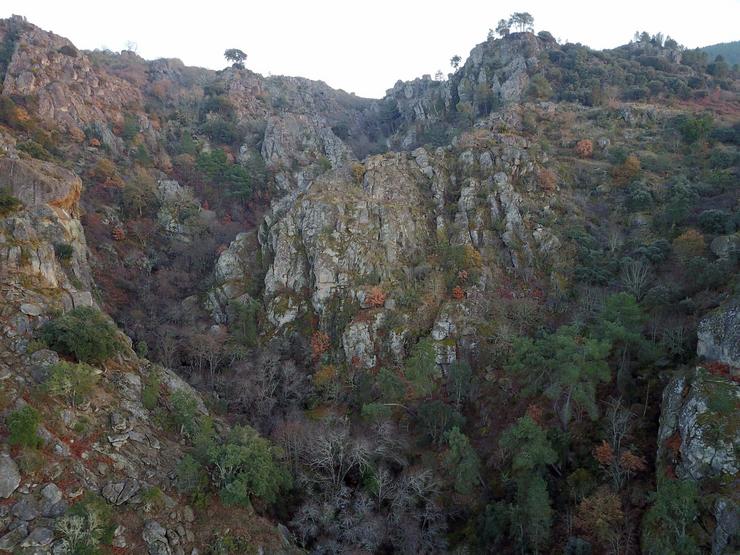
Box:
[20,526,54,547]
[0,454,21,498]
[143,520,172,555]
[697,303,740,368]
[101,479,141,505]
[20,303,43,316]
[12,496,40,520]
[712,497,739,555]
[0,522,28,549]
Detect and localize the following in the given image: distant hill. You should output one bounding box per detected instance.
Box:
[701,40,740,65]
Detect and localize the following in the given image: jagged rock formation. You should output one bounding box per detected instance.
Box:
[657,307,740,554]
[0,129,288,554]
[1,12,738,554]
[697,302,740,367]
[0,135,93,310]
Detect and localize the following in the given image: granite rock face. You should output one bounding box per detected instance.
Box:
[2,18,141,136]
[697,302,740,368]
[0,454,21,498]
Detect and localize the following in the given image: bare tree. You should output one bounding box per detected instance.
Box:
[620,258,651,300]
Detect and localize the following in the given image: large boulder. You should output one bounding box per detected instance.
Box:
[657,369,739,553]
[697,302,740,368]
[0,454,21,498]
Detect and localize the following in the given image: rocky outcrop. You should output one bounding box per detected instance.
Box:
[260,112,355,195]
[0,453,21,498]
[261,152,433,323]
[0,148,93,311]
[657,369,739,554]
[697,302,740,368]
[2,20,141,136]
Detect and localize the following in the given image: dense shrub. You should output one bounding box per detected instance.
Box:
[45,361,99,406]
[40,307,122,363]
[0,187,22,216]
[207,425,291,506]
[6,406,42,448]
[170,390,201,438]
[54,243,74,261]
[698,209,734,234]
[55,494,115,553]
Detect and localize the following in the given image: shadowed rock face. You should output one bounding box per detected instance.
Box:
[697,303,740,368]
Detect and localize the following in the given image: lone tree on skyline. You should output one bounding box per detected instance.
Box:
[509,12,534,33]
[224,48,247,69]
[450,55,462,69]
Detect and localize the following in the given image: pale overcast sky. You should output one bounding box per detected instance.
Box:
[2,1,738,98]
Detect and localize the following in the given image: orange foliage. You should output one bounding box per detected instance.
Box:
[575,139,593,158]
[594,440,614,466]
[526,403,544,425]
[366,287,386,308]
[464,244,483,269]
[538,168,557,191]
[111,226,126,241]
[665,433,682,456]
[310,331,331,361]
[575,486,624,546]
[611,154,641,185]
[452,286,465,300]
[313,364,336,387]
[619,450,647,473]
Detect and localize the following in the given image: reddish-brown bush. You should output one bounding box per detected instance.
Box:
[575,139,593,158]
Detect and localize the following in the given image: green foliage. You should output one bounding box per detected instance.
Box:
[176,454,209,499]
[377,367,405,403]
[507,326,611,430]
[207,425,290,506]
[417,400,465,444]
[698,209,735,234]
[444,427,480,496]
[447,361,472,409]
[499,416,557,553]
[196,149,252,200]
[361,402,392,421]
[170,390,200,438]
[17,139,52,160]
[528,74,553,100]
[40,307,121,364]
[121,171,159,218]
[56,494,115,554]
[595,293,657,391]
[0,187,22,216]
[642,478,702,554]
[44,361,99,407]
[6,406,43,449]
[500,416,557,476]
[54,242,74,262]
[121,113,139,142]
[675,114,714,144]
[229,299,259,348]
[202,116,241,145]
[404,339,438,398]
[142,370,161,410]
[511,474,553,553]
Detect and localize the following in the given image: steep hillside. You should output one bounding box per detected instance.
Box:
[0,14,738,555]
[702,40,740,66]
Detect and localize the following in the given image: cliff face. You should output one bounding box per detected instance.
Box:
[0,13,738,554]
[0,97,287,555]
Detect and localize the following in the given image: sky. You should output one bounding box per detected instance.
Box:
[2,0,739,98]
